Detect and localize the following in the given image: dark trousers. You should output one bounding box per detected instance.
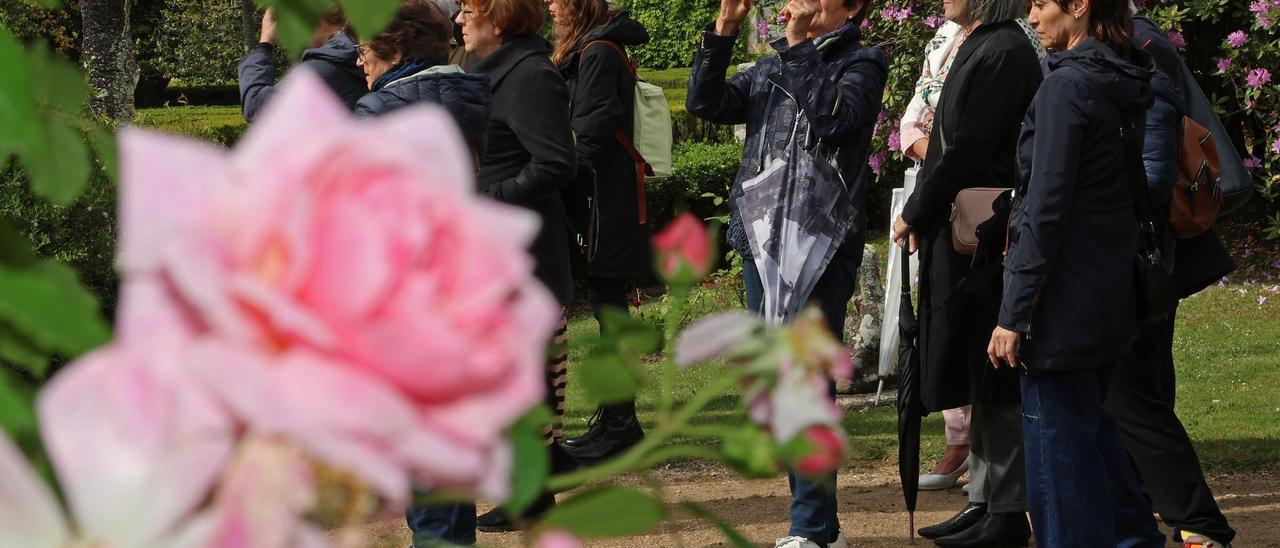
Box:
[1020,366,1164,548]
[407,503,475,546]
[1105,308,1235,543]
[744,251,860,544]
[588,277,629,328]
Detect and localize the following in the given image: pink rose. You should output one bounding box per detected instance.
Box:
[0,343,239,547]
[792,424,846,477]
[653,212,714,285]
[115,72,560,503]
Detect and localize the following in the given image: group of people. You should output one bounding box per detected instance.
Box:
[236,0,1240,546]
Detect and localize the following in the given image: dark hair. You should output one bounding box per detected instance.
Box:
[551,0,610,65]
[845,0,871,27]
[463,0,545,37]
[957,0,1030,26]
[368,0,452,64]
[1058,0,1132,53]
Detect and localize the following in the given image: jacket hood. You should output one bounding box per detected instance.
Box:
[1048,38,1154,113]
[471,34,553,87]
[301,32,364,79]
[581,11,650,47]
[394,66,491,140]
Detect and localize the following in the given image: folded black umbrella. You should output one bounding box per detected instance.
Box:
[896,246,927,542]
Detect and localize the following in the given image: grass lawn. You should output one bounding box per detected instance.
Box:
[559,258,1280,473]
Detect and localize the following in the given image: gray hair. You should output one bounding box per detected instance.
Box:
[955,0,1032,26]
[1129,0,1139,13]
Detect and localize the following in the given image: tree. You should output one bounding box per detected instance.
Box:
[81,0,137,121]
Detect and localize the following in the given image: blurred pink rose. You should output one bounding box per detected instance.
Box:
[115,72,559,503]
[537,529,584,548]
[653,212,714,285]
[792,424,846,477]
[0,343,237,547]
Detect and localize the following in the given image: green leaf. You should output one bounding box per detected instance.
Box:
[0,28,37,158]
[29,42,86,114]
[0,261,110,358]
[540,486,664,538]
[600,307,660,355]
[578,349,641,405]
[19,120,90,206]
[679,502,752,548]
[0,321,52,376]
[507,405,551,515]
[0,222,38,267]
[25,0,63,8]
[263,0,333,57]
[0,375,36,440]
[721,423,782,478]
[338,0,399,41]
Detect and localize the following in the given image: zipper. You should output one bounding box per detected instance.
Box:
[1023,275,1047,340]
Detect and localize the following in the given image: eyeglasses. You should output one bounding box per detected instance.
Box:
[354,43,368,62]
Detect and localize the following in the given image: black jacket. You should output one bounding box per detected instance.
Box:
[1001,38,1155,371]
[902,21,1042,411]
[686,21,887,261]
[558,12,652,280]
[354,64,492,158]
[471,35,577,306]
[237,33,367,123]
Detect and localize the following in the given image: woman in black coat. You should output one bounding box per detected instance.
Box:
[986,0,1165,545]
[547,1,651,464]
[406,0,577,542]
[890,0,1041,543]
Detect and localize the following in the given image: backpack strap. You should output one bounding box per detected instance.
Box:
[580,39,651,225]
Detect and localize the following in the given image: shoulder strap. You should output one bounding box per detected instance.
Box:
[579,40,637,80]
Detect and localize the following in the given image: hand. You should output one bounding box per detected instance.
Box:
[910,138,929,161]
[987,326,1021,368]
[715,0,753,36]
[892,215,918,253]
[783,0,821,46]
[259,8,277,45]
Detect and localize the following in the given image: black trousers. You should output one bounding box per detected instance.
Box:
[1104,306,1235,543]
[588,277,636,417]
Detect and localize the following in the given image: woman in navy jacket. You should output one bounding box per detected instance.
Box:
[987,0,1165,545]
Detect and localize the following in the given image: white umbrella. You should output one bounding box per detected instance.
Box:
[875,166,920,404]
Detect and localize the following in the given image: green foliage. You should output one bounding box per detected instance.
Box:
[507,405,552,514]
[133,105,249,146]
[616,0,749,69]
[648,141,743,229]
[540,486,665,538]
[150,0,256,86]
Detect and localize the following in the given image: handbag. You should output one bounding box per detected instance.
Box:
[1120,115,1179,323]
[950,187,1006,255]
[1169,116,1222,238]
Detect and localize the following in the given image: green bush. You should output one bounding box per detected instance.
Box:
[134,105,248,146]
[648,141,744,228]
[618,0,750,69]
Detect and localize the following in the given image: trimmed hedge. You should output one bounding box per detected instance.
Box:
[649,141,744,227]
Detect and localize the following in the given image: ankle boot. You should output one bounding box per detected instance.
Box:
[562,406,606,449]
[563,402,643,465]
[475,492,556,533]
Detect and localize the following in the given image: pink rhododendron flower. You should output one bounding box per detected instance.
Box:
[1243,156,1263,170]
[1228,30,1249,47]
[1167,31,1186,51]
[869,151,887,175]
[924,15,945,28]
[0,344,239,548]
[1247,68,1272,89]
[888,129,901,152]
[653,212,714,285]
[1217,58,1233,73]
[115,71,559,504]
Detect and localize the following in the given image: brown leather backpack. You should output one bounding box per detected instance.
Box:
[1169,117,1222,238]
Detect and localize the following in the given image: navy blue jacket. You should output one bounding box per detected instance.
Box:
[686,22,887,260]
[1000,38,1154,371]
[237,33,367,123]
[354,64,492,160]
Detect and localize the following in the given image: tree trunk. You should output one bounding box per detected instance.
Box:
[81,0,137,121]
[241,0,259,52]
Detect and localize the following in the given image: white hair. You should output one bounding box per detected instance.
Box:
[1129,0,1139,14]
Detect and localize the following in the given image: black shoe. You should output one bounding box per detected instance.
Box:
[563,404,643,465]
[562,407,606,449]
[476,493,556,533]
[933,512,1030,547]
[549,442,580,477]
[918,502,987,540]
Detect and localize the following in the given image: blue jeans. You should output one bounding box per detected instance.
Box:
[1020,366,1164,548]
[406,502,475,546]
[744,251,860,544]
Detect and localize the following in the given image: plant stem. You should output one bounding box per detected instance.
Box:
[658,289,688,419]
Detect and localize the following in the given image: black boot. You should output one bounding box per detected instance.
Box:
[549,441,580,477]
[475,492,556,533]
[933,512,1030,547]
[562,406,606,449]
[918,502,987,539]
[563,402,643,465]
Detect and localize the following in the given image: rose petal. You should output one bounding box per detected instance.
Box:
[0,434,70,548]
[675,311,761,366]
[202,438,315,548]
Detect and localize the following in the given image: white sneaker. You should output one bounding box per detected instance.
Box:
[775,532,847,548]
